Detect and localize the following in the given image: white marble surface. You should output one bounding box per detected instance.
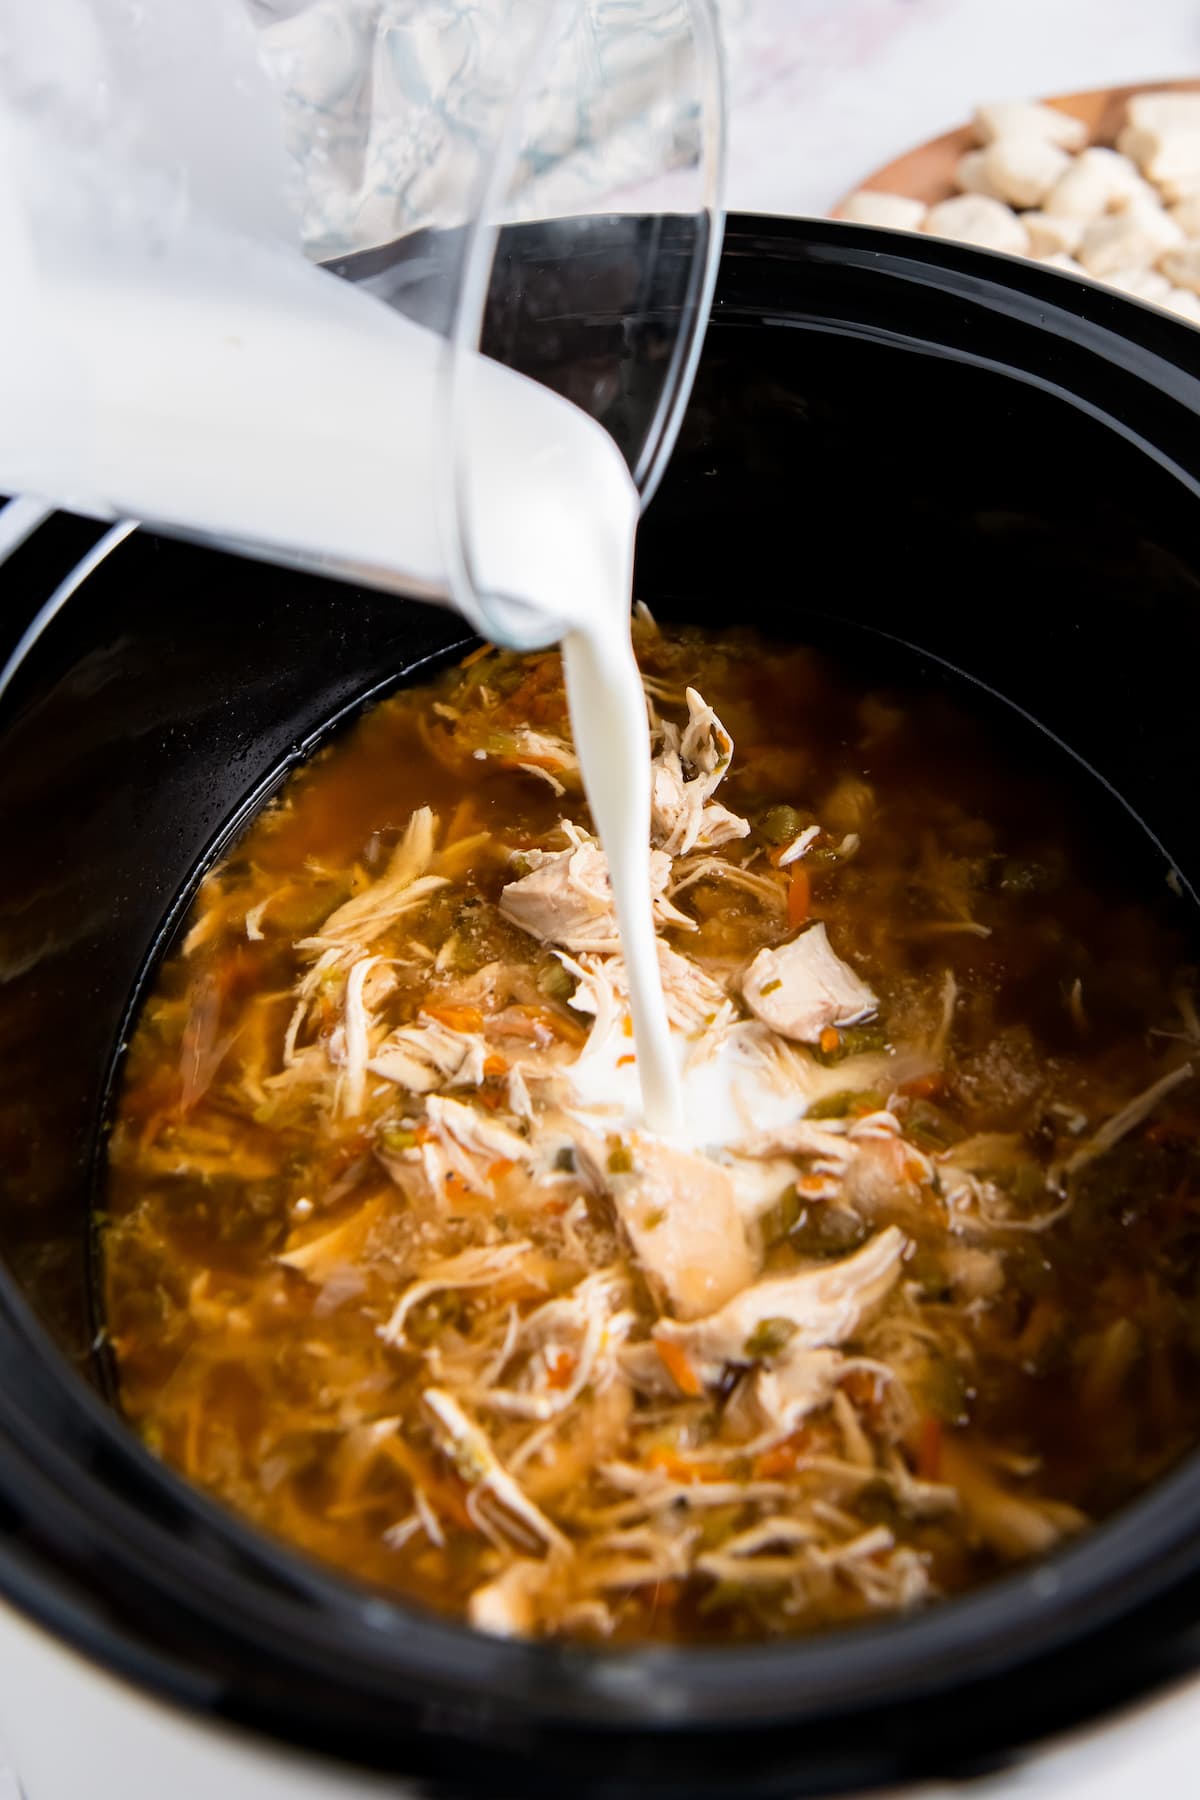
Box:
[5,4,1200,1797]
[725,0,1200,217]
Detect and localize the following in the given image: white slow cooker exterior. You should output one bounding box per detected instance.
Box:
[1,1597,1199,1799]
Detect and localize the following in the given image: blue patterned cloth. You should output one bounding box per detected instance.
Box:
[248,0,739,257]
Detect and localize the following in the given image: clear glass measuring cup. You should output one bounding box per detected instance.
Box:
[0,0,724,652]
[260,0,726,644]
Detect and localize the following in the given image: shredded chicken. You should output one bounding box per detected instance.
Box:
[106,621,1200,1649]
[499,824,693,951]
[656,1227,908,1378]
[603,1138,756,1320]
[742,922,878,1043]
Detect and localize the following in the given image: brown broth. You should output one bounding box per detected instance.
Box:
[101,620,1200,1643]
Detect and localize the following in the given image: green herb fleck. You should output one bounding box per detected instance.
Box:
[759,804,806,845]
[744,1317,797,1360]
[380,1124,418,1152]
[807,1087,884,1121]
[538,960,575,1004]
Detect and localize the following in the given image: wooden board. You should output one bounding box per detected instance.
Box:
[834,79,1200,215]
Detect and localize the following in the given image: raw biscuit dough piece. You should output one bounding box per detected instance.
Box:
[972,100,1087,152]
[1045,147,1147,219]
[978,136,1071,209]
[840,190,928,231]
[922,193,1029,255]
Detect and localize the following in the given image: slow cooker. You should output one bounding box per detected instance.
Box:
[4,215,1200,1799]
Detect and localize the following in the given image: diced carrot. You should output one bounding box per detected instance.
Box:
[917,1415,942,1482]
[487,1158,515,1183]
[509,1004,587,1047]
[622,1015,634,1038]
[546,1350,576,1390]
[898,1073,944,1100]
[483,1053,508,1078]
[840,1368,884,1426]
[616,1053,637,1069]
[787,866,811,928]
[654,1337,704,1398]
[543,1197,569,1217]
[819,1025,840,1055]
[424,1004,484,1034]
[645,1445,725,1484]
[752,1429,811,1480]
[797,1173,830,1195]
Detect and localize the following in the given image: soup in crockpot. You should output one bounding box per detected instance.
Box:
[102,616,1200,1642]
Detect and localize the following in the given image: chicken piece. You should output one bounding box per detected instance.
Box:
[422,1388,572,1556]
[651,759,748,857]
[729,1122,858,1217]
[972,101,1087,153]
[279,1195,386,1280]
[301,807,446,951]
[942,1244,1005,1304]
[369,1014,486,1093]
[722,1155,810,1231]
[1077,204,1182,277]
[336,955,382,1117]
[922,194,1029,255]
[380,1241,535,1346]
[1021,210,1085,259]
[499,828,690,952]
[656,1225,908,1379]
[1038,252,1085,275]
[468,1559,551,1637]
[506,728,579,796]
[742,921,877,1044]
[840,190,927,231]
[939,1439,1086,1560]
[605,1137,755,1320]
[650,688,749,857]
[977,137,1072,209]
[1159,243,1200,296]
[1044,147,1147,219]
[731,1117,857,1167]
[841,1133,926,1222]
[561,940,733,1045]
[752,1346,847,1434]
[473,1271,634,1422]
[424,1094,530,1165]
